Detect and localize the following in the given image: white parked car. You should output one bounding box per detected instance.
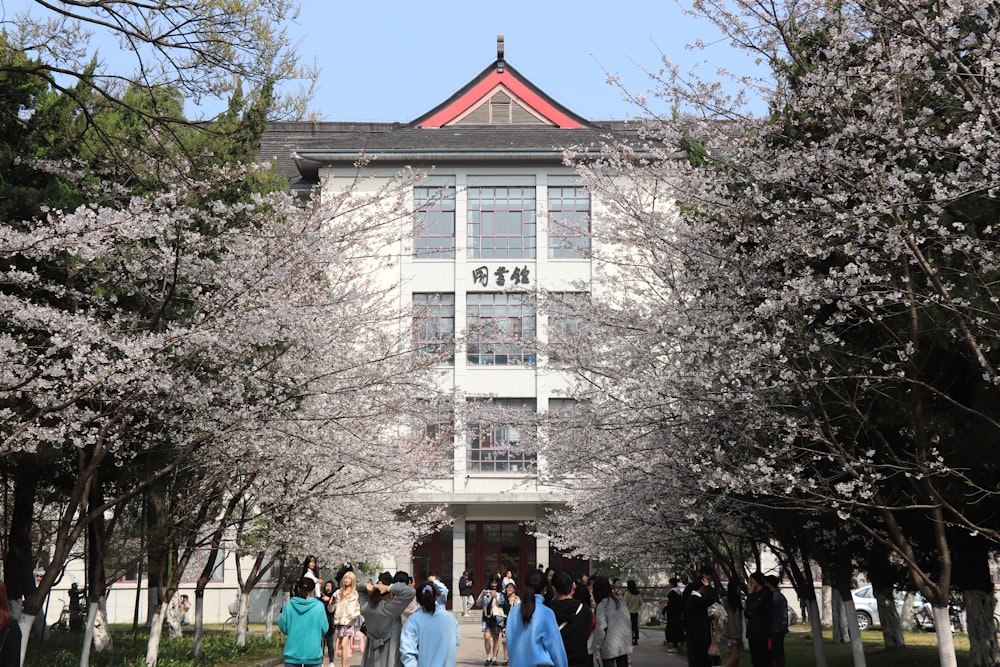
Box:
[851,585,933,631]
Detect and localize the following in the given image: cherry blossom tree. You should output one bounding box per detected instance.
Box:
[539,1,1000,666]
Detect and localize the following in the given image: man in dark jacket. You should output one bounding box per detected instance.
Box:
[546,570,594,667]
[744,572,774,667]
[765,575,789,667]
[684,574,713,667]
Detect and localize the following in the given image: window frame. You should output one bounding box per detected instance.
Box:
[467,186,537,260]
[413,186,456,259]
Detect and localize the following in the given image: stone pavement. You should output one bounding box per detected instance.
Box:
[260,615,689,667]
[451,614,688,667]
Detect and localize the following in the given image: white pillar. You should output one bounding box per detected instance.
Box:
[535,535,550,571]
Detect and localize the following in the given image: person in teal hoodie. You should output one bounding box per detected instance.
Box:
[400,581,461,667]
[505,569,568,667]
[279,576,330,667]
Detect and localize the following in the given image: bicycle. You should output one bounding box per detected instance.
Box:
[49,602,69,633]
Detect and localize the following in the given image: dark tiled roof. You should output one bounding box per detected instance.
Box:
[261,121,641,186]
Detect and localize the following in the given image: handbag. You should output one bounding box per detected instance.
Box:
[708,639,722,666]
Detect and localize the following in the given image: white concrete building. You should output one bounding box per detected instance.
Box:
[262,37,639,603]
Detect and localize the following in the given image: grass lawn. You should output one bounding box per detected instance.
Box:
[25,624,283,667]
[782,627,970,667]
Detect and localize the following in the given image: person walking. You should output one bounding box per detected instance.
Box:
[332,571,362,667]
[744,573,773,667]
[400,581,461,667]
[320,580,338,665]
[505,569,568,667]
[623,580,642,645]
[684,573,713,667]
[360,575,416,667]
[278,577,330,667]
[459,572,475,616]
[664,578,685,653]
[499,581,522,665]
[592,576,632,667]
[478,577,505,665]
[721,579,744,667]
[765,576,789,667]
[546,570,593,667]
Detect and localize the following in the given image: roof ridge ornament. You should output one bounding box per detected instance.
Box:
[497,34,505,73]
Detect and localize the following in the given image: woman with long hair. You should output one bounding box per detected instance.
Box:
[592,576,632,667]
[302,555,323,597]
[332,571,362,667]
[722,579,744,667]
[399,580,460,667]
[0,582,21,667]
[623,580,642,645]
[504,569,567,667]
[320,579,337,664]
[477,577,505,665]
[498,581,522,666]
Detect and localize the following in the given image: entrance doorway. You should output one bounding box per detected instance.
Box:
[466,521,535,588]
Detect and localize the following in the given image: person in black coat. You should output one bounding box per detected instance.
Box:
[0,581,22,667]
[744,572,774,667]
[684,574,713,667]
[547,571,594,667]
[664,578,686,651]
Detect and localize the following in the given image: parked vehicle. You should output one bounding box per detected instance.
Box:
[852,585,934,631]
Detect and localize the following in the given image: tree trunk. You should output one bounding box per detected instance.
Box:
[236,588,251,647]
[807,598,829,667]
[898,592,917,631]
[965,589,1000,667]
[166,596,182,639]
[873,583,904,649]
[840,595,868,667]
[192,594,206,659]
[4,466,38,603]
[17,615,34,667]
[93,598,112,652]
[932,606,959,667]
[831,593,848,643]
[145,602,168,667]
[80,601,98,667]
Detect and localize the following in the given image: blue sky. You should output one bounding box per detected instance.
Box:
[288,0,767,122]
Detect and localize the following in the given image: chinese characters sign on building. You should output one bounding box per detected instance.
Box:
[472,265,531,288]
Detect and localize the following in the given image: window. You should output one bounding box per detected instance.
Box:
[466,398,537,473]
[547,292,588,364]
[418,402,455,461]
[412,293,455,364]
[548,187,591,259]
[468,186,536,259]
[414,186,456,258]
[466,293,536,366]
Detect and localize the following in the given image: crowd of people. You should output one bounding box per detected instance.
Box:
[278,560,643,667]
[661,568,789,667]
[278,558,792,667]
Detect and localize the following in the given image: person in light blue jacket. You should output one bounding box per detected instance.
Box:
[504,569,568,667]
[278,577,330,667]
[400,581,461,667]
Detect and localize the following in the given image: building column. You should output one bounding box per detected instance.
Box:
[453,516,466,603]
[535,534,550,571]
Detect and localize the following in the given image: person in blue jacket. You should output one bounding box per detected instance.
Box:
[400,581,461,667]
[279,576,330,667]
[505,569,568,667]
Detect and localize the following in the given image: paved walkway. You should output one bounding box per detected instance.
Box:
[451,615,687,667]
[261,615,689,667]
